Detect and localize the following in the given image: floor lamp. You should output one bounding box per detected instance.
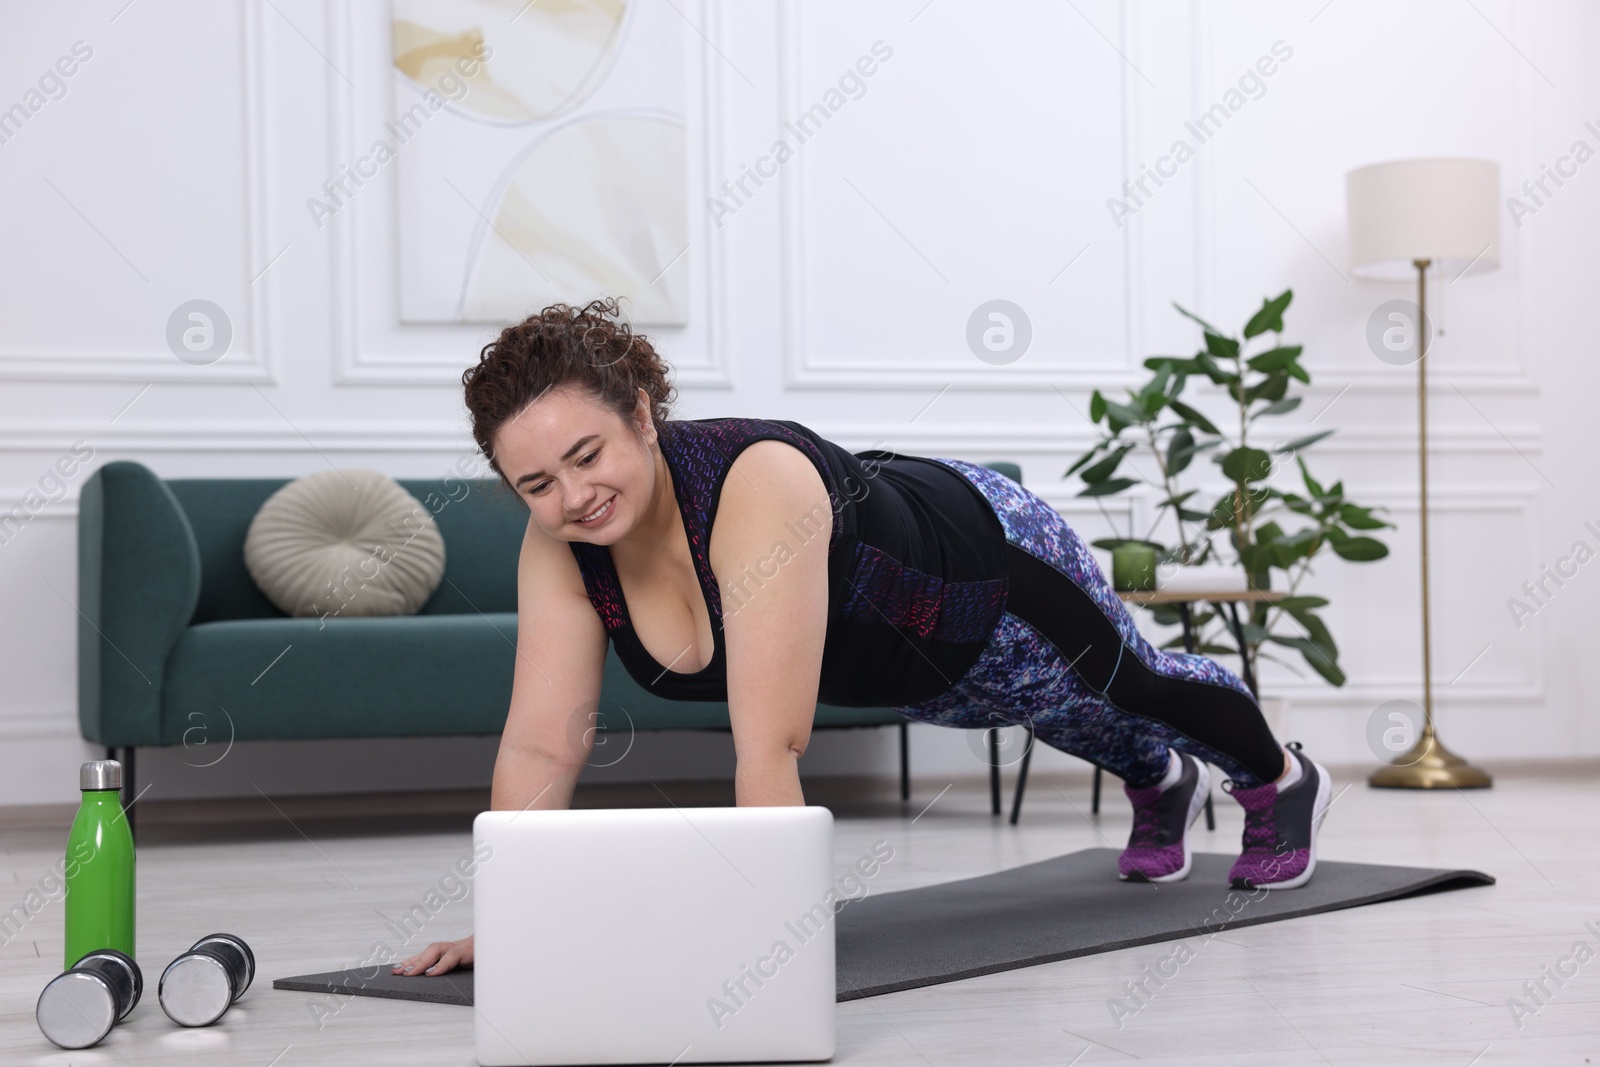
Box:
[1346,158,1496,790]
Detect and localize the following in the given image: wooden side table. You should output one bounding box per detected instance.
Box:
[1006,588,1283,827]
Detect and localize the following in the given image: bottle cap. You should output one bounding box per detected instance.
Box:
[79,761,123,791]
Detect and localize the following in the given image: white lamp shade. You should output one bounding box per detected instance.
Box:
[1345,158,1501,281]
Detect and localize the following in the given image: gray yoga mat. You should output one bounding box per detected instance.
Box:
[274,847,1493,1006]
[274,966,474,1005]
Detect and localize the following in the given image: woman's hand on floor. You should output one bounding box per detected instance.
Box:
[392,935,473,976]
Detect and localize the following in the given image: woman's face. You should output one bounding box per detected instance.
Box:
[494,385,658,544]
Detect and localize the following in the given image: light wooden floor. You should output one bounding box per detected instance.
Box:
[2,763,1596,1066]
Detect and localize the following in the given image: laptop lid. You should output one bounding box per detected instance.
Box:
[474,805,835,1066]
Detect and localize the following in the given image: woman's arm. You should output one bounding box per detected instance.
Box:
[711,441,834,807]
[490,517,610,812]
[394,517,607,976]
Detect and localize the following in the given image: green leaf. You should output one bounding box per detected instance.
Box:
[1150,605,1187,626]
[1246,345,1303,372]
[1265,632,1334,663]
[1268,634,1346,685]
[1253,397,1302,418]
[1207,491,1237,531]
[1276,429,1334,454]
[1078,476,1139,498]
[1268,529,1320,567]
[1168,398,1221,435]
[1103,398,1146,432]
[1162,488,1199,508]
[1239,621,1271,643]
[1143,362,1174,400]
[1166,427,1196,475]
[1206,486,1271,530]
[1297,455,1325,498]
[1140,389,1170,418]
[1172,301,1226,337]
[1285,609,1337,655]
[1221,447,1273,483]
[1243,290,1293,338]
[1339,503,1391,530]
[1245,373,1290,404]
[1286,360,1311,384]
[1063,442,1107,478]
[1330,536,1388,561]
[1080,443,1134,484]
[1237,541,1273,575]
[1276,595,1330,610]
[1279,493,1315,516]
[1144,355,1205,375]
[1194,351,1240,385]
[1089,389,1106,423]
[1204,332,1241,361]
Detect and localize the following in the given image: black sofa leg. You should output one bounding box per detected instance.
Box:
[988,730,1001,816]
[1091,764,1101,814]
[1008,725,1035,825]
[105,745,137,842]
[898,722,909,801]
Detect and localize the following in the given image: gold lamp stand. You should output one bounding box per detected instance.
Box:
[1369,258,1491,790]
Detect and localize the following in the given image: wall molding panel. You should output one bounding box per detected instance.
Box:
[0,0,278,386]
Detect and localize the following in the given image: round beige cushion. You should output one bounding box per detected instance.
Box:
[243,468,446,619]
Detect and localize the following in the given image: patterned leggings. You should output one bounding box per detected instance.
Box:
[891,459,1285,790]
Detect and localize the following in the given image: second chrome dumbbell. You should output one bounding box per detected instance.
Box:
[159,933,255,1027]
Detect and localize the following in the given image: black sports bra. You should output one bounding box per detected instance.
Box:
[568,417,1008,707]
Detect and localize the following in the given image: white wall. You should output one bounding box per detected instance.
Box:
[2,0,1594,807]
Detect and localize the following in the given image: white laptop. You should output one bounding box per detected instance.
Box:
[474,806,836,1066]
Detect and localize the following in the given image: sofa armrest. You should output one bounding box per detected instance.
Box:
[78,460,202,746]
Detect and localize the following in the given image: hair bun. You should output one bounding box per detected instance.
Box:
[462,297,677,489]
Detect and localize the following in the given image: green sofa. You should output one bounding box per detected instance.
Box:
[76,459,1021,832]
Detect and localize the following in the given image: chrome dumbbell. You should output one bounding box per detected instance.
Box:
[159,932,256,1027]
[37,948,143,1049]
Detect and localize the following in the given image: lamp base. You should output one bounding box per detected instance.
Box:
[1369,724,1492,789]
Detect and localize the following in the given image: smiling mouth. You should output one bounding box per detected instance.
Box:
[573,495,615,525]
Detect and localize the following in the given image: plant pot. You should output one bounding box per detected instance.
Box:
[1111,542,1158,591]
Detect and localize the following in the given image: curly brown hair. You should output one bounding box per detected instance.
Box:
[462,297,677,489]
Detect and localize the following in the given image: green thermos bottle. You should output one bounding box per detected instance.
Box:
[63,760,135,970]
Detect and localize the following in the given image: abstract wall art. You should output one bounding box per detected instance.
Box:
[391,0,688,325]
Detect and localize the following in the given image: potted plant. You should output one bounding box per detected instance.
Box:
[1065,289,1394,702]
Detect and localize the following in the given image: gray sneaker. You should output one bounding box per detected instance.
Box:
[1118,751,1210,883]
[1220,742,1332,890]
